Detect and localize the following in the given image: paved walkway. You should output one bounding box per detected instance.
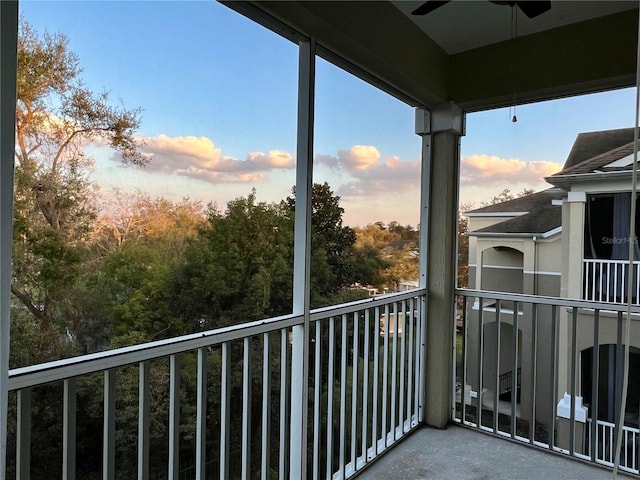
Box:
[356,424,628,480]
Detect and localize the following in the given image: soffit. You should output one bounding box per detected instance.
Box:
[392,1,637,55]
[244,1,639,111]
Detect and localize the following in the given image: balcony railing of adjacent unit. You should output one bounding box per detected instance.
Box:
[6,290,425,480]
[498,367,521,399]
[455,288,640,476]
[582,418,640,472]
[583,259,640,305]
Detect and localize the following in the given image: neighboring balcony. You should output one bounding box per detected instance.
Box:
[583,258,640,305]
[456,288,640,477]
[6,288,640,479]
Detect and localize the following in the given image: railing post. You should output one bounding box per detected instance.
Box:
[63,379,77,480]
[138,361,150,480]
[196,349,207,480]
[104,369,116,480]
[168,355,181,480]
[0,4,18,480]
[241,338,252,480]
[17,388,31,480]
[290,36,315,479]
[220,343,230,480]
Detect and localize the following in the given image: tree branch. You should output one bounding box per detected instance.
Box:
[51,127,97,173]
[10,284,45,323]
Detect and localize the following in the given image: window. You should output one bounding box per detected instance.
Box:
[585,193,640,260]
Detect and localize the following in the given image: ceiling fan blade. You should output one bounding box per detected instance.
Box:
[411,0,451,16]
[516,1,551,19]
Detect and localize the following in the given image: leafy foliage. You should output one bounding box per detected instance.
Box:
[12,19,145,338]
[171,192,294,330]
[352,221,419,291]
[481,187,535,207]
[287,182,359,301]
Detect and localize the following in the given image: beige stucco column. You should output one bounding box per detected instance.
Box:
[558,192,585,409]
[423,102,464,428]
[561,192,585,299]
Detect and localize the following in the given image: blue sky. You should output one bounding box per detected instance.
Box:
[20,1,638,226]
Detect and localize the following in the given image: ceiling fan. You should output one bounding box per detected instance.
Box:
[411,1,552,19]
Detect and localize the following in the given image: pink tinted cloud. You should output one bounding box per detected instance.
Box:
[460,154,561,186]
[317,145,421,196]
[337,145,380,170]
[119,134,294,184]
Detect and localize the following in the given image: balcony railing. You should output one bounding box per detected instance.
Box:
[582,418,640,473]
[583,259,640,305]
[11,285,640,479]
[498,367,521,398]
[455,288,640,476]
[6,290,425,480]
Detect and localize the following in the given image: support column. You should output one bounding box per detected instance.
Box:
[423,102,464,428]
[558,193,585,406]
[561,192,585,299]
[0,4,18,480]
[289,38,315,480]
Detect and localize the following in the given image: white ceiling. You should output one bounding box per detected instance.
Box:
[392,1,638,54]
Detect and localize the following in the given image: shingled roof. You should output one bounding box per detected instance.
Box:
[466,190,561,236]
[551,141,635,176]
[562,127,635,170]
[468,128,637,236]
[466,190,553,214]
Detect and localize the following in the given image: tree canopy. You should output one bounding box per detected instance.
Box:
[12,19,145,333]
[9,20,420,363]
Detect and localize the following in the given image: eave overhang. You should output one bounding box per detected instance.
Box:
[465,211,528,218]
[546,169,635,189]
[469,226,562,239]
[233,2,638,112]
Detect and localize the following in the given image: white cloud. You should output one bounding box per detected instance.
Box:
[317,146,421,197]
[245,150,294,169]
[337,145,380,171]
[460,154,561,187]
[111,135,560,200]
[336,161,421,196]
[317,149,561,199]
[113,134,295,184]
[141,135,222,173]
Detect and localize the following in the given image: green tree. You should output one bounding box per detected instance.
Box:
[171,192,294,330]
[12,19,145,336]
[77,195,207,348]
[481,187,535,206]
[287,182,358,302]
[352,223,397,289]
[457,202,473,288]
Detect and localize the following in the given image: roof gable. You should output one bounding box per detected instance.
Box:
[466,190,554,214]
[466,190,561,236]
[552,141,635,176]
[563,127,635,170]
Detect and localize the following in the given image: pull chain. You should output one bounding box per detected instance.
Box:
[510,5,518,123]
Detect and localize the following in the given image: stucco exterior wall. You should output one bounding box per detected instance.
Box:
[463,233,563,427]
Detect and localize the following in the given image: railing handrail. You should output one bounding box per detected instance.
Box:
[456,288,640,314]
[309,289,422,321]
[587,417,640,434]
[583,258,640,265]
[8,289,424,391]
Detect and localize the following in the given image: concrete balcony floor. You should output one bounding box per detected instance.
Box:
[356,424,620,480]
